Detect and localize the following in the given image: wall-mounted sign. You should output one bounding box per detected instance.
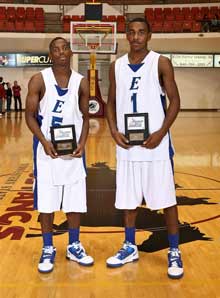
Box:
[0,53,52,67]
[214,55,220,67]
[16,53,52,67]
[171,54,213,68]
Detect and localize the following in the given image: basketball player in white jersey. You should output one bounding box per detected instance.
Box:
[25,37,94,273]
[106,18,183,279]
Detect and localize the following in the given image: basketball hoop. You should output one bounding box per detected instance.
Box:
[70,21,117,54]
[70,21,117,117]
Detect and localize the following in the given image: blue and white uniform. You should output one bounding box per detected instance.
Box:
[33,67,87,213]
[114,51,176,210]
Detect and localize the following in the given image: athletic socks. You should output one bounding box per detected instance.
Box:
[125,227,136,245]
[68,228,80,244]
[168,233,179,249]
[42,232,53,247]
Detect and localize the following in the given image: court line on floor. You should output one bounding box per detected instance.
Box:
[0,279,220,288]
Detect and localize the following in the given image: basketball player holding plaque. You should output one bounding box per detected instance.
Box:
[25,37,94,273]
[106,18,183,279]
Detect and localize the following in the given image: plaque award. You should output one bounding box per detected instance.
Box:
[50,125,77,155]
[124,113,149,145]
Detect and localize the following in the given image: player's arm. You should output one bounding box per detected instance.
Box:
[72,77,90,157]
[143,56,180,149]
[25,73,57,158]
[106,61,130,149]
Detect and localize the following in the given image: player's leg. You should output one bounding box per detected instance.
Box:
[144,160,183,279]
[38,212,56,273]
[164,205,183,279]
[64,179,94,266]
[36,184,62,273]
[106,161,141,268]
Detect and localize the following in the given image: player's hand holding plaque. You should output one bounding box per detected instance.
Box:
[50,125,77,155]
[124,113,149,145]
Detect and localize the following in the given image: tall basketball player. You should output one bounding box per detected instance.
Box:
[106,18,183,279]
[25,37,94,273]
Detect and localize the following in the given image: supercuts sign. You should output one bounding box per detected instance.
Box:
[0,53,52,67]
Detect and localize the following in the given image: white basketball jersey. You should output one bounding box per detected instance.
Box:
[115,50,174,161]
[33,67,86,186]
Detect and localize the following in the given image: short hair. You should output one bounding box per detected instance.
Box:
[127,17,151,33]
[49,37,70,51]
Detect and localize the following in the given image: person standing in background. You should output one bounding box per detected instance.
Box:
[12,80,22,111]
[6,82,12,112]
[0,77,6,116]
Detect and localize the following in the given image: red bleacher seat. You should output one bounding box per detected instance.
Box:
[7,7,16,21]
[154,8,163,16]
[192,21,202,32]
[26,7,35,20]
[185,13,194,21]
[15,20,24,31]
[16,7,25,20]
[175,13,185,21]
[182,7,190,16]
[6,20,15,31]
[35,7,44,20]
[102,15,108,22]
[151,21,163,33]
[0,6,6,20]
[145,8,154,22]
[173,7,181,16]
[173,21,183,33]
[155,14,164,21]
[0,20,5,31]
[62,15,71,33]
[191,7,200,16]
[72,15,81,21]
[210,6,218,16]
[201,7,209,14]
[107,15,117,22]
[25,20,35,32]
[163,8,172,15]
[154,8,164,21]
[117,15,126,33]
[195,12,203,21]
[165,13,175,21]
[163,21,174,33]
[35,21,44,32]
[182,21,192,32]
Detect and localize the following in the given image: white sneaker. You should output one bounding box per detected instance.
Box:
[106,241,139,268]
[66,241,94,266]
[168,248,184,279]
[38,246,56,273]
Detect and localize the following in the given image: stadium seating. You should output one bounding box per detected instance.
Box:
[0,4,219,34]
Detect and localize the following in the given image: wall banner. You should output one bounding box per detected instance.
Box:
[0,53,52,67]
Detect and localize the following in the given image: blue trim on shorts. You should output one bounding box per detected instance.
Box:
[82,152,87,175]
[160,94,175,161]
[33,114,43,210]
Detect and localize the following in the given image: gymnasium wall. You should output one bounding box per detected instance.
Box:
[0,3,220,110]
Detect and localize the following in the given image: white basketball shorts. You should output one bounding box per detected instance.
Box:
[115,160,176,210]
[36,178,87,213]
